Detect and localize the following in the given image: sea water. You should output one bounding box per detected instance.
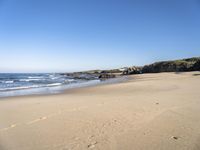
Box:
[0,73,100,98]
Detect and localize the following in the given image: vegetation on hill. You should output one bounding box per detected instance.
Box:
[124,57,200,75]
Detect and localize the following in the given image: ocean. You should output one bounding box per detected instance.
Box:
[0,73,100,98]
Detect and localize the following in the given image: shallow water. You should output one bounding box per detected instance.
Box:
[0,73,127,98]
[0,73,98,98]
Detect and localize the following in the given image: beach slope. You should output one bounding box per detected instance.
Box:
[0,72,200,150]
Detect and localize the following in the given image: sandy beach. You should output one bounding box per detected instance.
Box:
[0,71,200,150]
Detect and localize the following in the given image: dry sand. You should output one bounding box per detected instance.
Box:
[0,72,200,150]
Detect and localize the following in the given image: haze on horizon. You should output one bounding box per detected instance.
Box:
[0,0,200,73]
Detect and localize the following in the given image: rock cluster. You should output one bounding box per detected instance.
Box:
[61,57,200,77]
[61,72,117,80]
[122,66,142,75]
[98,73,116,79]
[123,57,200,75]
[192,60,200,71]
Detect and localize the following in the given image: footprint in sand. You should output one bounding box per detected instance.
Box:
[0,124,17,131]
[67,106,88,112]
[171,136,179,140]
[10,124,16,128]
[87,141,97,149]
[88,135,95,139]
[40,116,47,120]
[27,116,47,125]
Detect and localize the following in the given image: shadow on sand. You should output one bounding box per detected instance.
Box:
[193,73,200,76]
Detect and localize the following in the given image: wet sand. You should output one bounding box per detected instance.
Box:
[0,72,200,150]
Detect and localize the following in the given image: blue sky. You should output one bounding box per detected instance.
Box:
[0,0,200,73]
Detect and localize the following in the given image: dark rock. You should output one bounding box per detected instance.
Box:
[142,57,200,73]
[192,60,200,71]
[122,66,142,75]
[100,69,122,74]
[98,73,116,79]
[60,72,99,80]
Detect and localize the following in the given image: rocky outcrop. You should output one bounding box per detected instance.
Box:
[60,73,99,80]
[192,60,200,71]
[98,73,116,79]
[100,69,121,74]
[141,58,200,73]
[61,72,117,80]
[122,66,142,75]
[61,57,200,77]
[142,61,190,73]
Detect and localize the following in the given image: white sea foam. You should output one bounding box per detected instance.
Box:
[46,83,62,87]
[0,85,41,91]
[0,73,112,98]
[28,76,43,79]
[66,79,75,82]
[50,77,60,80]
[19,79,42,82]
[0,82,63,91]
[1,81,14,84]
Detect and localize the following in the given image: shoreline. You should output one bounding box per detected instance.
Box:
[0,71,200,150]
[0,75,129,100]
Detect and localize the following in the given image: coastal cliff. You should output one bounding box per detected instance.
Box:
[61,57,200,78]
[123,57,200,75]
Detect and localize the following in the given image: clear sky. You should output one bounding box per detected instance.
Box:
[0,0,200,73]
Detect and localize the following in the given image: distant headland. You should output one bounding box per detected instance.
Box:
[61,57,200,79]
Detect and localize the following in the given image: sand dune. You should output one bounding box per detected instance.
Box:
[0,72,200,150]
